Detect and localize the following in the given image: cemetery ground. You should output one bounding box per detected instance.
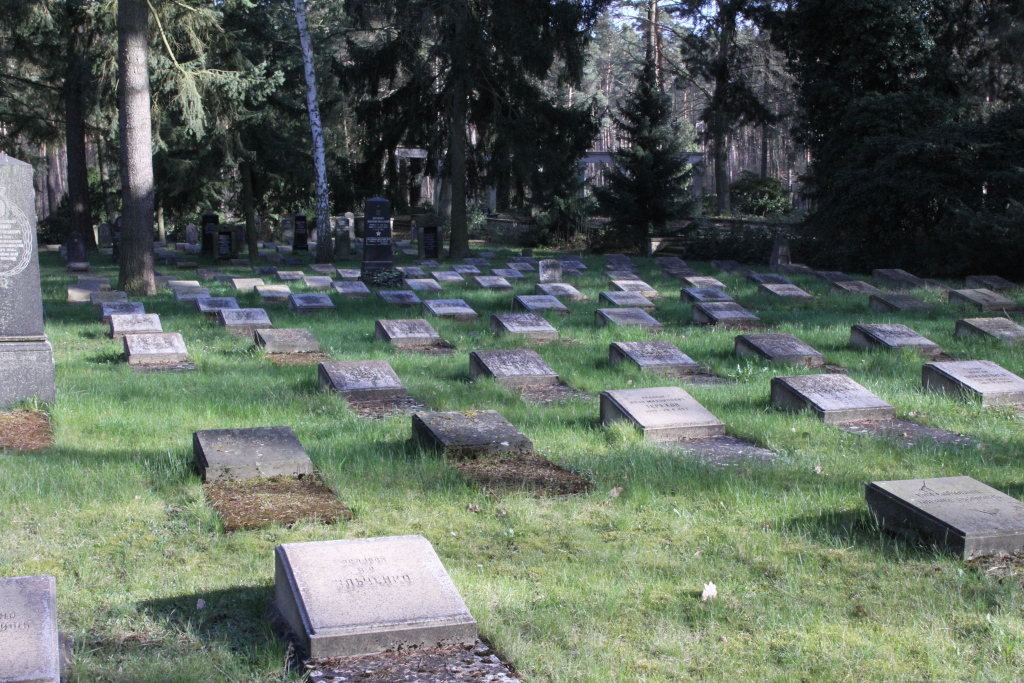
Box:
[4,249,1024,682]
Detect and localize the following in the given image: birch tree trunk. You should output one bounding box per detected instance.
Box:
[117,0,156,295]
[293,0,332,263]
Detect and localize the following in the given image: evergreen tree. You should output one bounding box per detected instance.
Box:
[595,55,693,252]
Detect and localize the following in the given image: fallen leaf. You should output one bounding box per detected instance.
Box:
[702,582,717,601]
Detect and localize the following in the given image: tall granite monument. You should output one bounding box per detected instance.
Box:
[0,154,56,409]
[361,197,393,278]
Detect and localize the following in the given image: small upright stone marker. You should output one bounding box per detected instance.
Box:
[473,275,512,290]
[513,295,569,315]
[831,280,882,295]
[922,360,1024,407]
[682,287,733,303]
[0,574,59,683]
[422,299,478,321]
[771,374,895,423]
[490,313,558,341]
[948,288,1018,312]
[193,426,314,482]
[965,275,1015,291]
[110,313,162,339]
[535,283,584,300]
[470,348,558,386]
[413,410,533,458]
[289,293,335,313]
[378,290,422,306]
[600,386,725,441]
[595,307,663,331]
[538,259,562,283]
[274,536,478,658]
[869,293,932,312]
[219,308,274,334]
[124,333,189,366]
[759,283,812,299]
[955,317,1024,342]
[691,302,761,328]
[599,291,655,311]
[375,319,442,348]
[866,477,1024,559]
[850,324,941,357]
[256,328,320,354]
[735,334,825,367]
[332,281,370,298]
[609,341,700,376]
[231,277,265,293]
[319,360,407,401]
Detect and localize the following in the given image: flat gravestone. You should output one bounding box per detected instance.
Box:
[256,284,292,303]
[680,276,726,290]
[422,299,478,322]
[606,270,638,280]
[333,281,370,298]
[310,264,335,274]
[412,410,533,458]
[850,323,941,357]
[873,268,926,290]
[232,277,265,293]
[90,290,129,307]
[375,319,442,348]
[289,293,335,313]
[507,261,534,272]
[609,341,700,376]
[256,328,320,354]
[610,280,658,298]
[491,268,524,280]
[78,275,110,288]
[319,360,407,401]
[473,276,512,290]
[415,260,441,268]
[691,302,761,328]
[948,288,1018,312]
[336,269,361,280]
[277,271,304,281]
[168,279,203,289]
[538,259,561,283]
[711,260,744,274]
[869,293,932,312]
[219,308,273,334]
[965,275,1015,291]
[513,295,569,315]
[815,271,854,283]
[759,283,812,299]
[922,360,1024,407]
[0,574,59,683]
[955,317,1024,342]
[197,269,222,280]
[451,265,480,275]
[777,263,816,276]
[378,290,422,306]
[196,297,240,318]
[405,278,443,292]
[469,348,558,387]
[303,276,334,291]
[535,283,584,300]
[100,301,144,324]
[274,535,478,658]
[432,271,465,284]
[735,334,825,367]
[193,426,314,482]
[124,332,188,365]
[67,283,101,303]
[173,287,210,302]
[747,273,791,286]
[110,313,162,339]
[866,476,1024,558]
[560,259,586,271]
[831,280,882,295]
[599,291,655,311]
[600,386,725,441]
[462,258,489,266]
[595,307,663,331]
[770,374,896,423]
[490,312,558,341]
[397,266,427,277]
[682,287,733,303]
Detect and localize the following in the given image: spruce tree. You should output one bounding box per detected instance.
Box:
[596,55,692,252]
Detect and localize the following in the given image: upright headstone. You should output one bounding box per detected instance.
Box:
[0,154,55,409]
[361,198,393,278]
[769,233,791,267]
[539,259,562,284]
[420,218,441,260]
[65,230,86,264]
[0,574,60,683]
[185,223,199,245]
[200,212,219,256]
[334,217,350,259]
[293,214,309,251]
[97,222,113,247]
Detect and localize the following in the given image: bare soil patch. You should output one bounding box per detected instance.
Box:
[204,475,351,532]
[307,641,520,683]
[671,435,777,466]
[0,410,53,451]
[266,352,332,367]
[520,383,592,405]
[454,453,591,495]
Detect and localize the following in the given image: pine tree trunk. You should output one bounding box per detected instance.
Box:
[96,135,115,222]
[65,3,95,250]
[117,0,156,295]
[241,160,258,262]
[46,146,60,216]
[293,0,332,263]
[712,119,730,215]
[449,73,469,258]
[760,123,769,179]
[713,8,735,216]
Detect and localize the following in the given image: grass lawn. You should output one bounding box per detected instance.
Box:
[4,246,1024,682]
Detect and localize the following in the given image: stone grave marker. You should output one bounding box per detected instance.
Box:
[66,261,90,273]
[110,313,161,339]
[680,276,726,290]
[490,313,559,342]
[747,273,791,286]
[303,276,334,291]
[596,307,663,331]
[319,360,407,401]
[378,290,422,306]
[289,293,335,313]
[759,283,813,299]
[0,574,60,683]
[196,297,240,319]
[513,295,569,315]
[405,278,443,292]
[432,271,465,284]
[610,279,659,298]
[451,265,480,275]
[600,386,725,441]
[361,198,394,278]
[691,302,761,328]
[422,298,478,321]
[412,410,533,458]
[869,293,933,312]
[310,264,335,275]
[776,263,816,276]
[560,259,586,271]
[771,374,896,423]
[67,283,102,303]
[681,287,734,303]
[469,348,558,386]
[507,261,534,272]
[78,275,110,289]
[375,319,443,348]
[922,360,1024,407]
[336,269,361,280]
[606,270,638,280]
[397,266,427,277]
[274,535,477,658]
[491,268,524,280]
[866,476,1024,559]
[197,268,222,280]
[923,279,954,292]
[850,323,941,357]
[965,275,1015,292]
[873,268,926,290]
[538,259,562,283]
[256,328,320,354]
[173,287,210,302]
[735,334,825,367]
[332,281,371,298]
[609,341,700,376]
[256,284,292,303]
[948,288,1018,312]
[711,259,743,273]
[193,426,314,482]
[277,271,304,282]
[831,280,882,295]
[89,290,129,307]
[293,214,308,251]
[955,317,1024,342]
[463,257,490,266]
[100,301,144,324]
[124,332,189,366]
[232,277,265,293]
[535,283,585,300]
[219,308,274,334]
[599,291,655,311]
[473,275,512,290]
[815,271,854,283]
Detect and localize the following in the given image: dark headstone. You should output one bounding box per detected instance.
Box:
[948,288,1018,313]
[412,410,533,458]
[955,317,1024,342]
[196,297,239,319]
[869,293,932,312]
[489,314,559,342]
[600,386,725,441]
[420,224,440,260]
[469,349,559,386]
[361,198,393,277]
[0,574,60,683]
[100,301,145,324]
[747,273,791,286]
[293,214,308,251]
[922,360,1024,407]
[735,334,825,367]
[691,302,761,328]
[375,319,442,348]
[815,271,854,284]
[319,360,407,401]
[201,212,219,255]
[193,426,314,482]
[599,291,655,311]
[873,268,926,290]
[65,230,86,264]
[288,293,335,313]
[850,324,941,357]
[451,265,480,275]
[770,374,896,423]
[608,341,700,376]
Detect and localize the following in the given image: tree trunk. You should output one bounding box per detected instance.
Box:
[712,118,730,215]
[117,0,156,295]
[760,123,769,179]
[96,135,115,222]
[46,146,61,216]
[713,7,735,215]
[241,160,258,262]
[156,201,165,242]
[65,5,95,250]
[448,73,469,257]
[293,0,332,263]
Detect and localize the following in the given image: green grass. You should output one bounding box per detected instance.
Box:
[4,247,1024,681]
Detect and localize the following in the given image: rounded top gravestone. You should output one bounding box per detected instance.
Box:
[0,153,44,340]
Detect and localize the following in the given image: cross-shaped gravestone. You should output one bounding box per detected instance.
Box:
[256,328,320,354]
[231,277,265,293]
[332,281,370,298]
[100,301,144,324]
[955,317,1024,342]
[404,278,443,292]
[219,308,274,333]
[256,284,292,303]
[489,314,559,342]
[850,324,941,357]
[378,290,422,306]
[432,271,465,284]
[0,574,59,683]
[595,307,663,331]
[289,293,335,313]
[473,276,512,290]
[873,268,926,290]
[110,314,161,340]
[609,341,700,376]
[948,288,1018,312]
[319,360,407,401]
[965,275,1015,292]
[193,426,314,482]
[681,288,734,303]
[469,348,559,386]
[124,333,189,366]
[513,295,569,315]
[691,302,761,328]
[735,333,825,367]
[412,410,533,458]
[771,374,895,423]
[375,319,442,348]
[680,276,726,290]
[831,280,882,295]
[610,280,659,298]
[600,386,725,441]
[599,291,655,311]
[535,283,584,300]
[196,297,240,318]
[303,276,334,291]
[922,360,1024,407]
[869,293,932,312]
[759,283,813,299]
[422,299,478,321]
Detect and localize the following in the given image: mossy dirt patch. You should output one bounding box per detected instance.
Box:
[265,352,333,366]
[0,410,53,451]
[453,452,591,495]
[203,475,352,531]
[307,641,520,683]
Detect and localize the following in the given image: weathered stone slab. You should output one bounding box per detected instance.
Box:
[173,287,210,302]
[691,302,761,328]
[422,299,478,321]
[490,314,559,342]
[923,278,954,292]
[274,535,478,658]
[491,268,524,280]
[735,334,825,366]
[110,313,162,339]
[124,333,188,365]
[535,283,584,300]
[609,341,700,375]
[0,574,59,683]
[850,323,941,357]
[948,288,1018,312]
[595,307,663,331]
[289,293,335,313]
[610,279,659,298]
[168,279,203,290]
[66,261,90,273]
[77,275,110,288]
[770,374,895,423]
[100,301,144,324]
[193,425,314,483]
[277,270,304,282]
[747,273,791,285]
[332,281,370,298]
[869,293,932,312]
[606,270,638,280]
[873,268,926,290]
[759,283,813,299]
[89,291,129,308]
[219,308,274,334]
[680,276,726,290]
[560,259,586,271]
[815,271,854,283]
[866,476,1024,558]
[965,275,1016,292]
[412,410,533,458]
[415,260,441,268]
[404,278,443,292]
[473,276,512,290]
[600,386,725,441]
[319,360,407,401]
[776,263,816,275]
[256,284,292,303]
[196,297,240,318]
[396,266,426,277]
[67,283,102,303]
[513,295,569,315]
[538,259,561,283]
[432,271,465,284]
[378,290,422,306]
[256,328,320,354]
[232,277,265,293]
[599,291,655,311]
[451,265,480,275]
[831,280,883,295]
[469,348,558,386]
[310,264,335,274]
[462,258,489,266]
[375,319,442,348]
[681,287,734,303]
[955,317,1024,342]
[336,269,361,280]
[303,276,335,291]
[711,260,744,273]
[507,261,534,272]
[922,360,1024,407]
